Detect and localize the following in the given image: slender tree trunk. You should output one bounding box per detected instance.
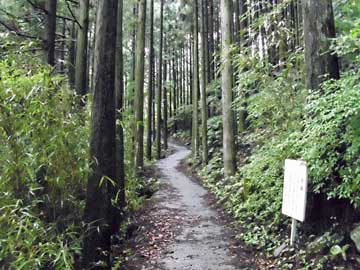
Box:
[82,0,118,269]
[60,19,66,73]
[163,55,168,150]
[44,0,57,66]
[146,0,155,160]
[208,0,215,81]
[238,0,248,132]
[68,22,76,88]
[179,49,183,107]
[188,38,193,106]
[156,0,164,160]
[201,0,208,163]
[220,0,237,177]
[152,59,157,142]
[192,1,200,157]
[75,0,90,96]
[189,35,193,106]
[113,0,125,234]
[182,48,186,106]
[302,0,340,90]
[128,3,137,173]
[184,46,189,105]
[134,0,147,172]
[90,10,97,93]
[183,47,187,105]
[172,55,177,133]
[169,58,173,118]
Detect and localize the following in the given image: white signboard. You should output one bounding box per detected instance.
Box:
[282,159,308,222]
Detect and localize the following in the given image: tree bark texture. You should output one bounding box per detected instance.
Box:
[302,0,340,90]
[134,0,147,172]
[82,0,118,269]
[220,0,237,177]
[75,0,90,96]
[146,0,155,160]
[156,0,164,160]
[44,0,57,66]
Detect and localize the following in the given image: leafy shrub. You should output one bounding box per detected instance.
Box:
[0,60,89,269]
[199,44,360,251]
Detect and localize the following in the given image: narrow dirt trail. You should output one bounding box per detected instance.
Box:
[124,142,263,270]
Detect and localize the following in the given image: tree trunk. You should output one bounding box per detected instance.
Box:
[146,0,155,160]
[114,0,125,234]
[44,0,57,66]
[156,0,164,160]
[302,0,340,90]
[68,22,76,88]
[90,10,97,93]
[192,1,200,158]
[82,0,118,269]
[208,0,215,81]
[163,55,168,150]
[60,19,66,73]
[134,0,147,172]
[188,36,193,106]
[172,54,178,133]
[75,0,90,96]
[220,0,237,177]
[238,0,248,132]
[201,0,208,164]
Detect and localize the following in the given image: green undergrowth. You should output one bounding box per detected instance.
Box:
[0,57,149,269]
[196,32,360,268]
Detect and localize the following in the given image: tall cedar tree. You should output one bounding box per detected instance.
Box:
[44,0,57,66]
[146,0,155,160]
[82,1,118,269]
[68,22,76,88]
[75,0,90,96]
[163,52,168,150]
[302,0,340,219]
[302,0,340,90]
[156,0,164,160]
[238,0,248,132]
[192,0,200,157]
[220,0,237,177]
[134,0,147,172]
[200,0,208,163]
[114,0,125,233]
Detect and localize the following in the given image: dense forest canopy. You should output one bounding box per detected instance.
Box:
[0,0,360,269]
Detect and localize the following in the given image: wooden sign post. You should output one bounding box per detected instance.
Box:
[282,159,308,246]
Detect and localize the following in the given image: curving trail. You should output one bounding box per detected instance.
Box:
[125,142,262,270]
[153,143,241,270]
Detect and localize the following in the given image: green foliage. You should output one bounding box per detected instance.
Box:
[333,0,360,68]
[199,26,360,254]
[330,244,349,261]
[0,59,89,269]
[0,199,81,270]
[302,73,360,205]
[207,116,222,157]
[169,104,192,131]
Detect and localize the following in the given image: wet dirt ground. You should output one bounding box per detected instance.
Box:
[123,143,267,270]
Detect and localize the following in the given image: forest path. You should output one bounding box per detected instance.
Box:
[155,143,237,270]
[124,142,262,270]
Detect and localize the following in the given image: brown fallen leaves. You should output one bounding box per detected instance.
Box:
[136,208,186,260]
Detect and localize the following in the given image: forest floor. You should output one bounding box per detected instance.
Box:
[122,142,273,270]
